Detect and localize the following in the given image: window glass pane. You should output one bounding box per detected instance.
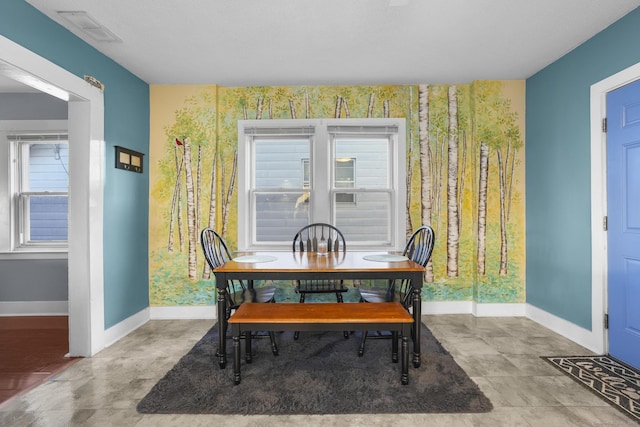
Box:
[335,158,355,203]
[254,192,309,242]
[302,159,310,188]
[28,144,69,191]
[29,195,68,241]
[334,138,388,189]
[254,139,309,189]
[335,158,354,184]
[335,192,390,244]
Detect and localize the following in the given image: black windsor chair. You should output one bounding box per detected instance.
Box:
[356,225,435,357]
[292,222,348,339]
[200,227,279,356]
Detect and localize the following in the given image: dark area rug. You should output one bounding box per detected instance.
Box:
[544,355,640,423]
[137,323,492,415]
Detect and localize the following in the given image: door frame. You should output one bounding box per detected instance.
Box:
[590,61,640,355]
[0,35,105,357]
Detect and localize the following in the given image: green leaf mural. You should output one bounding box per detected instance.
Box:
[149,81,525,306]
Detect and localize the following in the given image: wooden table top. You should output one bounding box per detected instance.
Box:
[214,251,425,273]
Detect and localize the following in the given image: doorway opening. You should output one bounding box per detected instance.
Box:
[590,61,640,356]
[0,35,105,357]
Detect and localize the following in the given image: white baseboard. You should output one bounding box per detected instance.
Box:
[473,302,526,317]
[422,300,473,314]
[421,301,526,317]
[526,303,604,354]
[102,307,150,349]
[150,305,217,320]
[0,300,68,316]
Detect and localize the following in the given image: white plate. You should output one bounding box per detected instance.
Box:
[233,255,278,263]
[363,254,409,262]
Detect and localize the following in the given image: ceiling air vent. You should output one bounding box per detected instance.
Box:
[57,11,121,43]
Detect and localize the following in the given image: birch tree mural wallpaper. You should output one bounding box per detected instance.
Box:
[149,81,525,307]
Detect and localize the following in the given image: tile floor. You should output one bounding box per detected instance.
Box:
[0,315,636,427]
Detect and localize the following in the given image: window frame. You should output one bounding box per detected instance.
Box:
[238,118,406,251]
[9,134,69,251]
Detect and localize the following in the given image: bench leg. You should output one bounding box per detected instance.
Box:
[401,333,409,385]
[233,335,241,385]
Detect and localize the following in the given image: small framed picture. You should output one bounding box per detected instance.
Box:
[115,146,144,173]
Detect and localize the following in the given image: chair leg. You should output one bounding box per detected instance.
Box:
[244,330,252,363]
[294,293,305,340]
[336,292,349,338]
[358,331,368,356]
[269,331,278,356]
[266,298,279,355]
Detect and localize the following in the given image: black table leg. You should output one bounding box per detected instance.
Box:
[412,277,422,368]
[217,285,228,369]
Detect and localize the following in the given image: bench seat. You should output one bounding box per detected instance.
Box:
[228,302,414,385]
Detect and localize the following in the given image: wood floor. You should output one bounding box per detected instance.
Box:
[0,316,80,405]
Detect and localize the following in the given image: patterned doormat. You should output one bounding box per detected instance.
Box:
[544,355,640,423]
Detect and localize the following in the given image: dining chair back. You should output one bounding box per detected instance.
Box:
[292,223,346,254]
[393,225,435,308]
[200,227,279,355]
[291,223,348,339]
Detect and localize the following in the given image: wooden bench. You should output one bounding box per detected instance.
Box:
[227,302,414,385]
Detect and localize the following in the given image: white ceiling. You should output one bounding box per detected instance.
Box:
[15,0,640,88]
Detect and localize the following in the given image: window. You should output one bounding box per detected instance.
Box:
[9,134,69,250]
[238,119,406,251]
[334,157,355,203]
[302,158,310,188]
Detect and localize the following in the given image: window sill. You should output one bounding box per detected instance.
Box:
[0,251,68,260]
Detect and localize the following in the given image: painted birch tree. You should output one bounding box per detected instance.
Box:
[418,84,434,282]
[406,86,414,236]
[473,81,521,276]
[161,91,216,281]
[446,85,459,277]
[494,100,522,275]
[477,141,489,276]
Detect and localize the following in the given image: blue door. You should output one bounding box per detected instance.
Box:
[607,78,640,368]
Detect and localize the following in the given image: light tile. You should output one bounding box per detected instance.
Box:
[0,315,635,426]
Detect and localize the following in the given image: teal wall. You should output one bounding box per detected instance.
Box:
[526,7,640,329]
[0,1,150,329]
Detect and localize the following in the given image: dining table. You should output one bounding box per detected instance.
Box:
[212,250,426,369]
